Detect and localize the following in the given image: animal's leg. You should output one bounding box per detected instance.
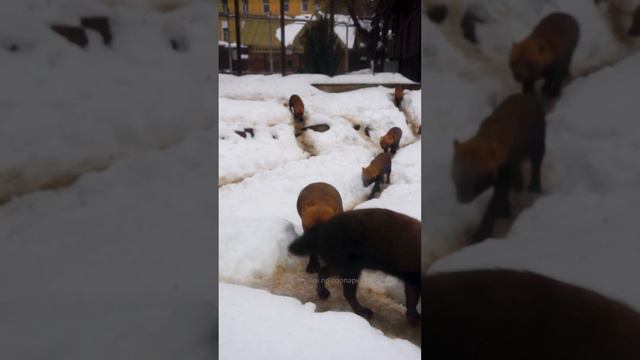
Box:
[404,281,421,326]
[472,183,509,243]
[528,128,546,193]
[494,168,512,218]
[543,67,567,98]
[316,265,333,299]
[511,164,524,192]
[386,168,391,184]
[341,269,372,319]
[306,254,321,273]
[522,81,535,94]
[369,177,381,199]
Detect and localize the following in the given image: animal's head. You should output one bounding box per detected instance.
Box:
[451,139,506,203]
[380,134,392,148]
[509,38,553,82]
[302,206,336,231]
[362,166,377,187]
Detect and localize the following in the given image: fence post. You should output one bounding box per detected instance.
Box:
[280,0,286,76]
[234,0,242,76]
[269,12,274,73]
[345,21,349,73]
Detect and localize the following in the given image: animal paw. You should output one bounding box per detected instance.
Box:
[317,287,330,299]
[306,262,320,273]
[357,307,374,320]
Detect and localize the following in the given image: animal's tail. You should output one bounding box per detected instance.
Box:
[288,232,314,256]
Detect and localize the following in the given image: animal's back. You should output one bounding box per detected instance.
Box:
[296,182,343,217]
[478,94,545,157]
[315,208,420,276]
[423,269,640,359]
[370,152,392,171]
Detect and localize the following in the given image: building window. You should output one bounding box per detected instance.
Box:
[222,28,229,43]
[242,0,248,15]
[222,0,228,13]
[301,0,308,12]
[263,0,269,14]
[284,1,289,12]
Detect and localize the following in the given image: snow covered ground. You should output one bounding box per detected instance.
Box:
[218,72,421,356]
[423,0,640,315]
[219,283,420,360]
[0,0,217,358]
[0,0,216,202]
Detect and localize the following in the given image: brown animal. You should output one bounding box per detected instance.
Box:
[452,94,545,243]
[296,182,344,273]
[423,269,640,359]
[289,94,305,123]
[288,208,421,326]
[379,127,403,154]
[362,152,392,200]
[509,12,580,97]
[394,85,404,107]
[50,25,89,48]
[629,5,640,36]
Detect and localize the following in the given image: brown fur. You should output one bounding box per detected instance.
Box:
[289,94,305,122]
[452,94,546,242]
[362,152,392,200]
[296,182,344,273]
[289,208,421,325]
[394,85,404,107]
[379,127,403,154]
[50,25,89,48]
[629,5,640,36]
[423,269,640,359]
[509,12,579,97]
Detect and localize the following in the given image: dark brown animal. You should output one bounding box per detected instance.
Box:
[423,269,640,359]
[288,208,421,326]
[394,85,404,107]
[362,152,392,200]
[452,94,545,242]
[629,5,640,36]
[296,182,344,273]
[379,127,403,154]
[509,12,580,97]
[80,16,112,46]
[289,94,305,123]
[50,25,89,48]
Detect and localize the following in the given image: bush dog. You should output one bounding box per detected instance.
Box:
[289,208,421,326]
[452,94,546,242]
[509,12,579,97]
[362,153,392,200]
[423,269,640,359]
[296,182,344,273]
[380,127,403,154]
[289,94,305,123]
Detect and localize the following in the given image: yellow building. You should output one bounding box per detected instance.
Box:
[219,0,329,16]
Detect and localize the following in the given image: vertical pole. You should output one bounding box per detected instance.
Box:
[280,0,286,76]
[269,12,274,73]
[234,0,242,75]
[345,21,349,73]
[226,11,232,72]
